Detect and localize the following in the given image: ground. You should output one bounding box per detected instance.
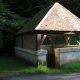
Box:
[0,73,80,80]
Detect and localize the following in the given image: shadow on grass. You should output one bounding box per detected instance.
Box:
[0,55,34,73]
[1,55,80,74]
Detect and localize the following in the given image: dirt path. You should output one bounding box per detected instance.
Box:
[0,73,80,80]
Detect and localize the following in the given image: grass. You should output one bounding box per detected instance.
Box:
[0,56,80,74]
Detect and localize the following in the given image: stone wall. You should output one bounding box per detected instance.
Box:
[14,34,48,66]
[15,34,36,50]
[23,34,36,50]
[15,36,23,47]
[55,47,80,68]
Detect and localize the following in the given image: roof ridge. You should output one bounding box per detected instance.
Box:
[35,2,59,30]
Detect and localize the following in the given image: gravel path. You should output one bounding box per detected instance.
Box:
[0,73,80,80]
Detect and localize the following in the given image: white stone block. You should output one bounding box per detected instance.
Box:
[14,47,47,66]
[55,47,80,68]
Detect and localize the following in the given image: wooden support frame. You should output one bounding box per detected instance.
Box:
[47,35,56,44]
[47,34,75,46]
[36,33,75,50]
[36,34,47,50]
[41,34,47,45]
[64,35,73,45]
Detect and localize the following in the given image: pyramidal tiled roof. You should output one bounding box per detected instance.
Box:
[16,2,80,35]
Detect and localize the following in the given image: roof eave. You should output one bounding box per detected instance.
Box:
[15,30,80,37]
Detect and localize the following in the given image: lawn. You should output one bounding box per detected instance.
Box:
[0,56,80,74]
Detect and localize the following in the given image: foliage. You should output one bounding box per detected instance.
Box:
[42,37,53,45]
[0,0,27,53]
[43,36,80,45]
[70,36,80,45]
[2,0,80,18]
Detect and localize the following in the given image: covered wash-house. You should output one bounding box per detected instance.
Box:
[14,2,80,67]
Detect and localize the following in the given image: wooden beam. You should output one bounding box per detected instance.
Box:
[48,36,56,43]
[36,34,47,50]
[40,34,47,45]
[47,34,75,36]
[64,35,73,45]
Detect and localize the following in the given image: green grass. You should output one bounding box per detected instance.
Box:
[0,56,80,74]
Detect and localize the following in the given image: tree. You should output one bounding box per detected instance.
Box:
[0,0,27,54]
[2,0,80,18]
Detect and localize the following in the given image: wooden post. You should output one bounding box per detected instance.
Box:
[36,34,47,50]
[37,34,41,50]
[22,36,24,48]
